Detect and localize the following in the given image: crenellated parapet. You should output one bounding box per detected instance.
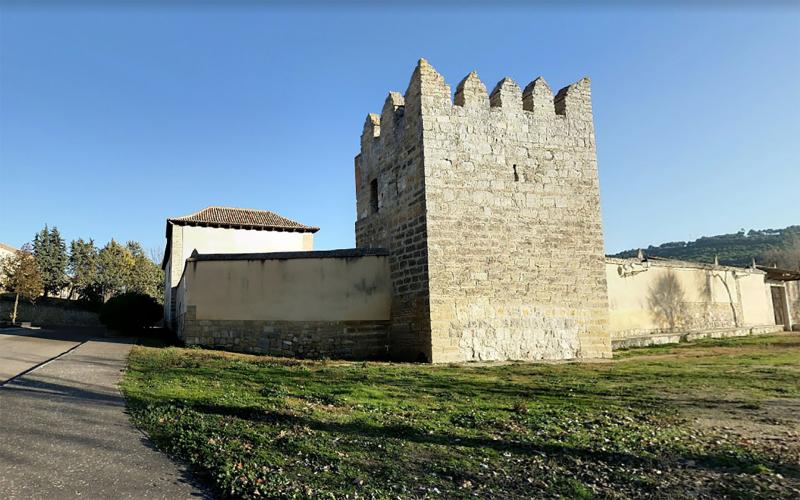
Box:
[489,77,523,109]
[359,58,594,148]
[380,92,405,136]
[357,58,598,217]
[554,77,592,118]
[522,77,555,117]
[361,113,380,143]
[407,58,452,113]
[454,71,489,108]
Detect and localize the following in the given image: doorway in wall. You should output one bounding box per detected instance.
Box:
[771,286,789,330]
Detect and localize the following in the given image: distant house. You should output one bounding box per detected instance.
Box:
[0,242,17,261]
[161,206,319,328]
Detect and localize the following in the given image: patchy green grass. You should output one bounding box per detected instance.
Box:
[121,334,800,499]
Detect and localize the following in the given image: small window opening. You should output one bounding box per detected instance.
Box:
[370,178,379,213]
[513,164,519,182]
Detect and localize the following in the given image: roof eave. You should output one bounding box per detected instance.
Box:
[757,265,800,281]
[187,247,389,263]
[166,219,319,234]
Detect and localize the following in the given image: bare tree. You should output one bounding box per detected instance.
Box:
[148,246,164,266]
[761,235,800,270]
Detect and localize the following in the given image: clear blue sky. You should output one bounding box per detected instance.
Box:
[1,3,798,258]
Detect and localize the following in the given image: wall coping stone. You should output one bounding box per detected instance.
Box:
[188,247,390,262]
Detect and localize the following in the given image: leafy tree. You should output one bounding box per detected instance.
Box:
[69,239,99,301]
[125,241,164,302]
[98,239,134,301]
[32,225,68,297]
[1,245,44,323]
[611,225,800,267]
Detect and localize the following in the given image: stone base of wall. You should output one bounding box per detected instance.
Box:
[612,324,786,350]
[181,319,390,360]
[610,303,741,340]
[445,318,582,362]
[428,301,610,363]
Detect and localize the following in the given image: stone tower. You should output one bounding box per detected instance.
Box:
[355,59,610,363]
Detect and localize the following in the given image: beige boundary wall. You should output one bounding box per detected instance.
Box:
[606,257,779,339]
[175,249,392,359]
[788,281,800,327]
[173,248,793,360]
[164,225,313,327]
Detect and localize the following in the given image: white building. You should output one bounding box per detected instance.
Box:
[161,206,318,327]
[0,242,18,261]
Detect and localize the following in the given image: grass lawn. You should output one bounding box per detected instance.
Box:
[121,334,800,499]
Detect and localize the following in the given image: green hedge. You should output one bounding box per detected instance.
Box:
[100,292,162,332]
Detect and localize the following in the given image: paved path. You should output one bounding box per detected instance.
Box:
[0,327,94,383]
[0,328,208,499]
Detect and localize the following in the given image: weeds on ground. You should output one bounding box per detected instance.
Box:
[121,334,800,499]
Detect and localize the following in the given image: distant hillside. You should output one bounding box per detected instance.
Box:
[610,225,800,267]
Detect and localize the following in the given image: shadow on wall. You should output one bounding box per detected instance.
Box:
[648,270,686,332]
[788,282,799,312]
[791,284,800,327]
[710,270,739,327]
[794,296,800,321]
[700,271,712,314]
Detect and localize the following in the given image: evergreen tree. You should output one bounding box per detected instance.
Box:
[32,225,68,297]
[69,239,99,301]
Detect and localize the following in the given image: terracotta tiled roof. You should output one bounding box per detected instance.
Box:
[168,206,319,233]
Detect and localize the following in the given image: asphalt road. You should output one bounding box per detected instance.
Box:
[0,328,209,499]
[0,327,93,384]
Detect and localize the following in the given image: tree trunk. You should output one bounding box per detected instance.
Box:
[12,292,19,324]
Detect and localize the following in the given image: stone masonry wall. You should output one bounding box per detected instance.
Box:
[165,223,183,329]
[355,59,610,362]
[421,64,610,362]
[0,297,101,327]
[355,70,433,361]
[180,306,389,359]
[787,281,800,327]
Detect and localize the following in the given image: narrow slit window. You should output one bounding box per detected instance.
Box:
[513,164,519,182]
[370,178,379,213]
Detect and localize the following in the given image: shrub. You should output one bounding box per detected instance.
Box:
[100,292,162,332]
